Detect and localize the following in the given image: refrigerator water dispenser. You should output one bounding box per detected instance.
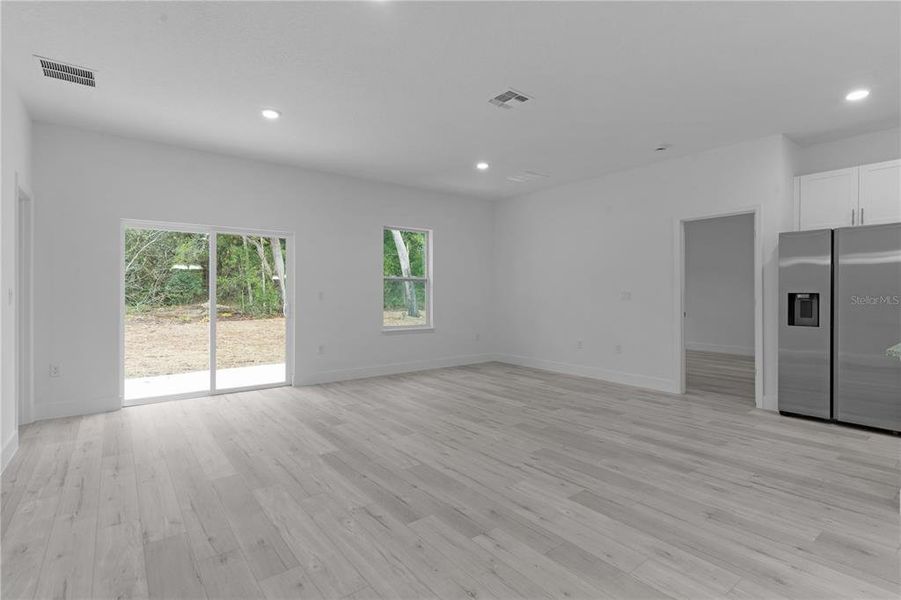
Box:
[788,293,819,327]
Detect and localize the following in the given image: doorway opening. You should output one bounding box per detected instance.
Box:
[678,211,759,406]
[121,221,292,405]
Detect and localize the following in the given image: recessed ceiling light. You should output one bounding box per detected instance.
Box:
[261,108,281,120]
[845,89,870,102]
[476,162,490,171]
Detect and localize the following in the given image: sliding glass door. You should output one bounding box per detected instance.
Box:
[124,229,211,400]
[123,223,291,404]
[215,234,288,390]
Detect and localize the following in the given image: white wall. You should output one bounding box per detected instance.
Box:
[30,123,495,421]
[1,85,32,469]
[494,135,796,408]
[30,123,873,423]
[796,127,900,175]
[684,213,755,356]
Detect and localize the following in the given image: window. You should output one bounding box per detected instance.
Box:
[383,227,431,329]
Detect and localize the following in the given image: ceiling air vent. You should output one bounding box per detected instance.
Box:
[36,56,95,88]
[506,171,549,183]
[489,88,531,109]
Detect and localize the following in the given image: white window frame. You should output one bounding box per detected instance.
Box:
[120,219,295,406]
[382,226,434,333]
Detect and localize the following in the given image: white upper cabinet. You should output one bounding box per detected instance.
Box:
[797,167,858,230]
[795,159,901,230]
[858,159,901,226]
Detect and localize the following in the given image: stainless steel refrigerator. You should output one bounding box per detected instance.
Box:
[779,223,901,432]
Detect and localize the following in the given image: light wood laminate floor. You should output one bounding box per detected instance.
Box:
[2,362,899,599]
[686,350,755,403]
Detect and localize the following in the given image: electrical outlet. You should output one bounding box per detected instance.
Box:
[475,333,481,341]
[576,340,583,350]
[49,364,60,377]
[620,291,632,301]
[317,344,325,355]
[615,344,623,355]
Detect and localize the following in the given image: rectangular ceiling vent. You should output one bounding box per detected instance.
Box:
[36,56,96,87]
[489,88,531,109]
[506,171,549,183]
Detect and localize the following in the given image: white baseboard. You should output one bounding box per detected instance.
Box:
[295,353,500,386]
[685,342,754,356]
[496,354,680,394]
[26,352,687,421]
[2,430,19,473]
[34,396,120,422]
[28,357,498,422]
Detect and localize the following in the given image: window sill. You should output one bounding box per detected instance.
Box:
[382,326,435,335]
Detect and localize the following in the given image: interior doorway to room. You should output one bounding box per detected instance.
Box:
[681,213,756,405]
[122,222,291,405]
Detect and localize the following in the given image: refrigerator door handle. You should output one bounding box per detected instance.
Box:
[860,208,864,225]
[851,208,856,226]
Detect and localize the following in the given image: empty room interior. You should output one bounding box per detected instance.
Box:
[683,213,756,401]
[2,2,900,600]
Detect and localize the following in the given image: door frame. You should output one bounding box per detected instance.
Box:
[120,219,295,406]
[16,183,34,425]
[672,206,763,408]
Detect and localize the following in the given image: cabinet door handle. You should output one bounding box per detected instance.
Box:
[852,208,856,225]
[860,208,864,224]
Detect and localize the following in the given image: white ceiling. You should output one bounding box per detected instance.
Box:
[3,1,899,199]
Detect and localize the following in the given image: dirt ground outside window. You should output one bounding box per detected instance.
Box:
[125,305,285,378]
